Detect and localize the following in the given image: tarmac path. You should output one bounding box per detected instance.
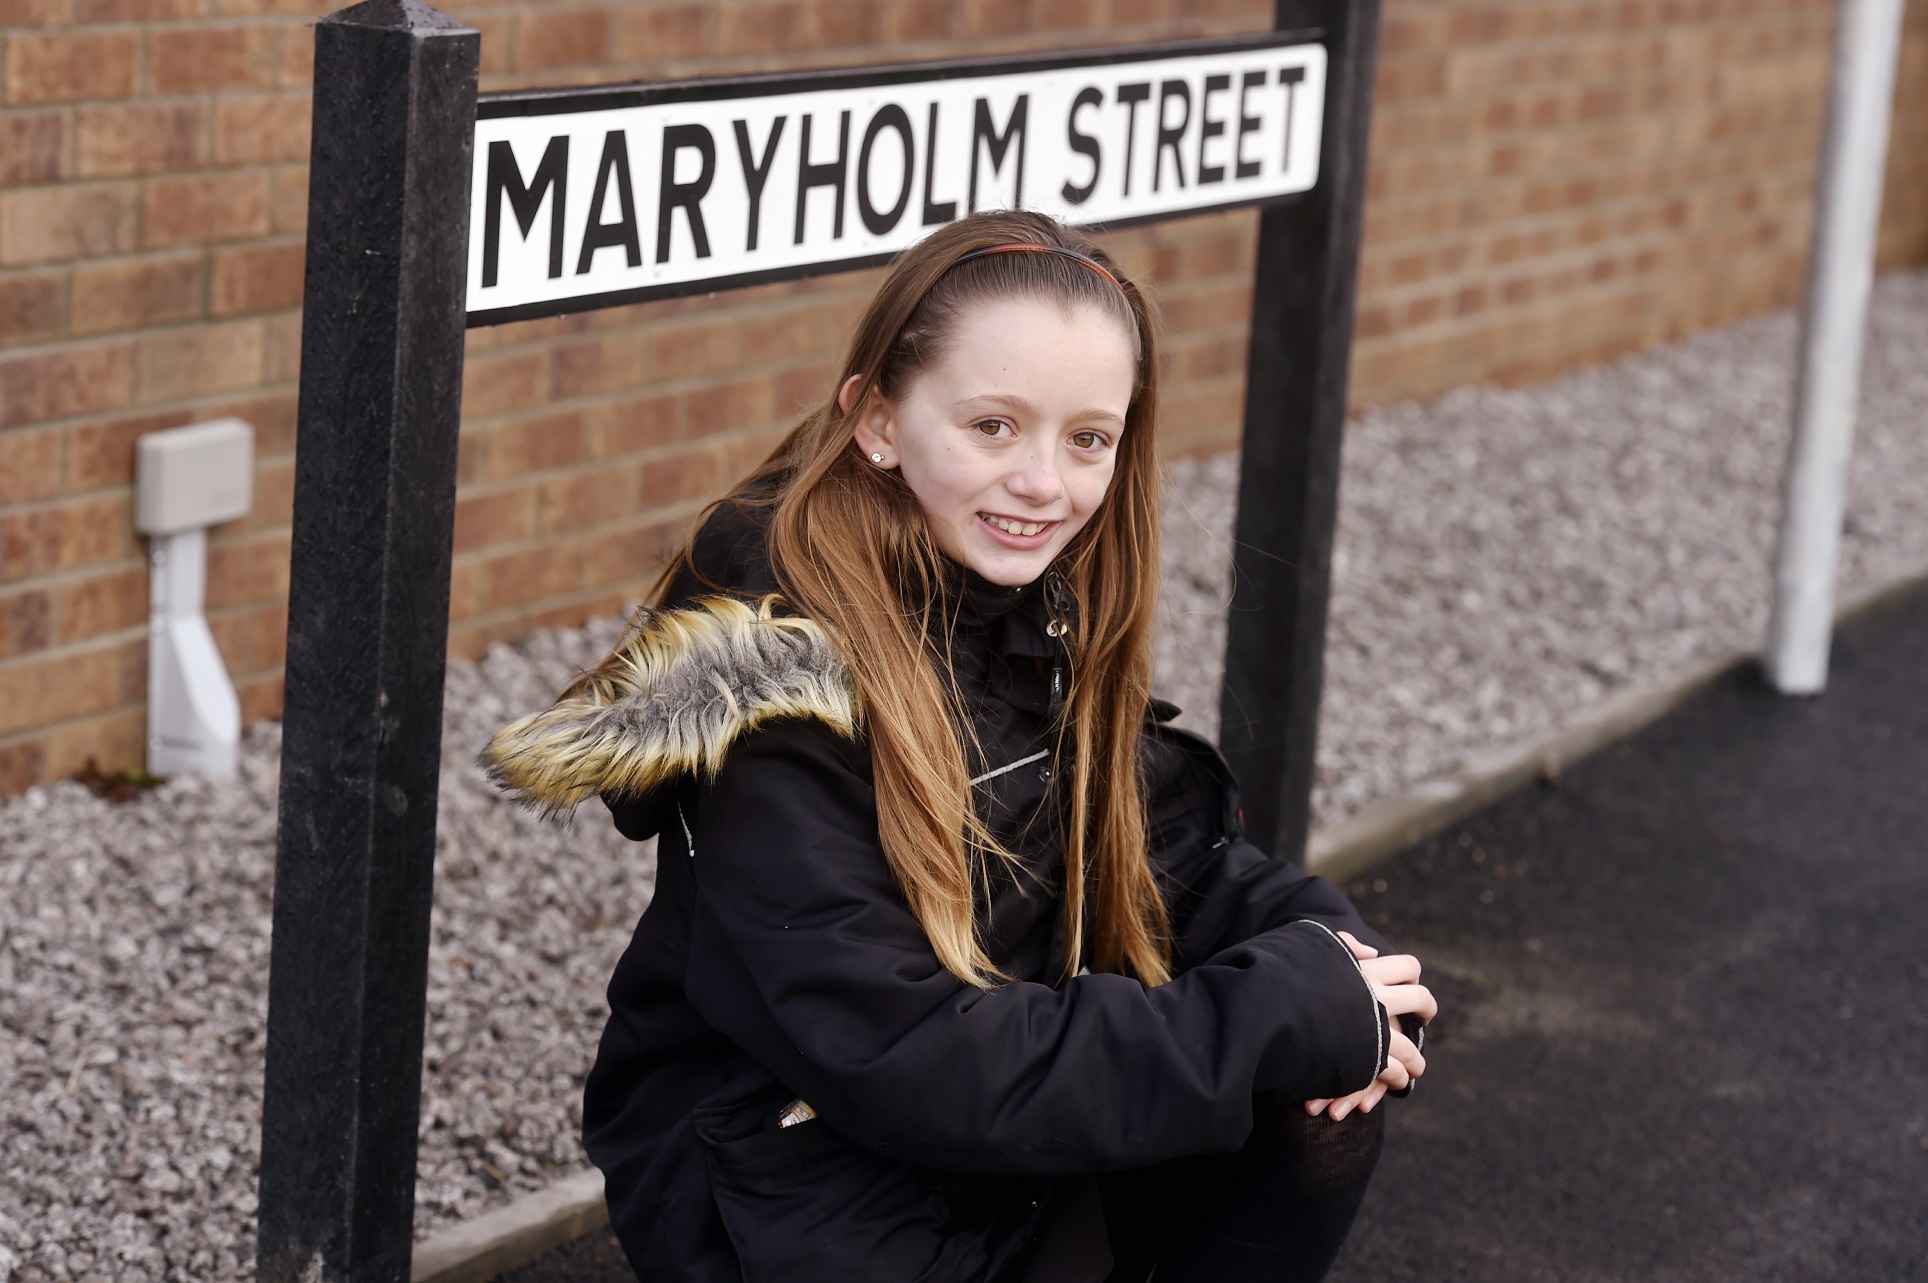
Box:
[502,582,1928,1282]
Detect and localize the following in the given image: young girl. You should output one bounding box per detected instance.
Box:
[485,210,1434,1282]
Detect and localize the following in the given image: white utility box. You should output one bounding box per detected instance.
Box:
[135,419,255,778]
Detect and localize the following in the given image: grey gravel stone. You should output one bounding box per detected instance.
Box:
[1155,269,1928,825]
[2,270,1923,1278]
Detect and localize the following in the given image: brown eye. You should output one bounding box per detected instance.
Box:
[1072,430,1108,450]
[974,418,1013,437]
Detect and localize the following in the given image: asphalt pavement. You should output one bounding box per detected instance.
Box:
[504,582,1928,1282]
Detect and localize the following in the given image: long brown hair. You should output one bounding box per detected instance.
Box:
[637,211,1169,988]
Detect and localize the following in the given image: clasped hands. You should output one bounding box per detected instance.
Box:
[1303,930,1436,1121]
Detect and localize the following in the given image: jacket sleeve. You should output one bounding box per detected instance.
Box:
[678,718,1388,1178]
[1143,723,1395,972]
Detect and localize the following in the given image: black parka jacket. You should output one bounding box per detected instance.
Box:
[484,505,1394,1283]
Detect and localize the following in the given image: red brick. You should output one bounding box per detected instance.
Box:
[270,164,308,232]
[236,452,292,531]
[210,239,303,315]
[478,544,578,613]
[537,464,641,534]
[3,30,140,103]
[0,427,62,503]
[0,737,48,791]
[453,488,535,553]
[0,0,72,26]
[0,344,134,430]
[514,8,610,69]
[70,253,205,334]
[611,4,709,61]
[53,565,145,643]
[204,532,287,608]
[274,19,313,86]
[480,411,586,480]
[0,272,68,345]
[148,25,278,94]
[714,1,806,55]
[76,103,210,178]
[0,111,69,184]
[195,389,291,452]
[74,0,208,17]
[639,445,723,509]
[134,318,266,400]
[460,350,547,418]
[260,308,301,380]
[141,172,272,248]
[64,408,192,490]
[212,93,310,164]
[0,588,52,658]
[0,494,128,583]
[808,0,882,46]
[44,705,145,781]
[585,392,680,456]
[0,184,140,266]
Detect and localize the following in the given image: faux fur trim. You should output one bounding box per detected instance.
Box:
[482,595,857,814]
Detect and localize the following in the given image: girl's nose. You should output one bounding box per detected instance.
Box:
[1004,445,1066,507]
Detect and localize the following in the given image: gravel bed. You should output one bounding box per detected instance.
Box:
[2,270,1924,1279]
[1154,269,1928,822]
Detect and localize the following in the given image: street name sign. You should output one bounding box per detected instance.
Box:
[468,34,1326,324]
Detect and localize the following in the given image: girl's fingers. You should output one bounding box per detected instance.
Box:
[1377,1055,1411,1091]
[1374,981,1438,1024]
[1388,1028,1427,1080]
[1337,930,1379,960]
[1304,1098,1332,1116]
[1358,1082,1389,1114]
[1359,954,1423,987]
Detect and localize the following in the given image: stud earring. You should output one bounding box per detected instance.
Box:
[870,452,886,464]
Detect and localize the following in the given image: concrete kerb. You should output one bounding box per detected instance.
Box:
[408,565,1927,1282]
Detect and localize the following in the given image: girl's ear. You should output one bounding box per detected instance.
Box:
[842,375,898,469]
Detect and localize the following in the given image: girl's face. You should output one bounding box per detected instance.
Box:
[844,296,1137,587]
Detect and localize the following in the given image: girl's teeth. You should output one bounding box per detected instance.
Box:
[983,514,1047,536]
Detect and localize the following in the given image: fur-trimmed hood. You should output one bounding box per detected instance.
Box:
[482,595,856,814]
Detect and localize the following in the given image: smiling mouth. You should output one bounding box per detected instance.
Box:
[978,513,1058,538]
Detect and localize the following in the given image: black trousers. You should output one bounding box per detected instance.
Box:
[1015,1100,1386,1282]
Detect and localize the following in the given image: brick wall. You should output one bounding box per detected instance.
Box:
[2,0,1926,792]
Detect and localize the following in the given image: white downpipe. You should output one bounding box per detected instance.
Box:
[147,528,242,777]
[1764,0,1908,694]
[135,418,254,777]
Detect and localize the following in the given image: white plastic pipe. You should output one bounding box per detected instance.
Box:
[135,418,253,777]
[1765,0,1908,694]
[147,528,241,777]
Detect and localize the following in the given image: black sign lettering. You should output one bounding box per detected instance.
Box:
[969,95,1028,213]
[1115,81,1151,198]
[922,103,958,225]
[732,116,786,253]
[467,39,1327,322]
[1061,86,1103,205]
[656,123,716,263]
[1279,65,1306,170]
[1235,70,1266,180]
[576,130,641,275]
[795,110,852,244]
[482,136,567,287]
[1197,73,1230,185]
[857,105,915,236]
[1155,80,1190,191]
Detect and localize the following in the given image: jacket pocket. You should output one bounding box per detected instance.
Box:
[691,1072,994,1283]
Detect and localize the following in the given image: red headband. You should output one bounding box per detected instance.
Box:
[950,242,1128,294]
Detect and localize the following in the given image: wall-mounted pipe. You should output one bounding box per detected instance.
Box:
[134,419,254,776]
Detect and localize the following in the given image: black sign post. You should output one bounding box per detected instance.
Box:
[1220,0,1383,862]
[260,2,1378,1275]
[258,2,478,1280]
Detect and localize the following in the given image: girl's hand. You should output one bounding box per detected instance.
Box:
[1305,931,1436,1119]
